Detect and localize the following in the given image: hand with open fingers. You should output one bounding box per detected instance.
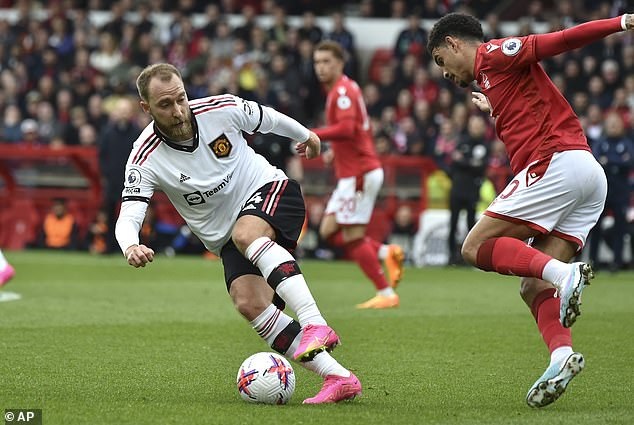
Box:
[295,131,321,159]
[472,92,492,115]
[125,244,155,268]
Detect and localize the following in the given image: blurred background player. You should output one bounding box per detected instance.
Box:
[428,12,634,408]
[311,40,404,309]
[0,249,15,287]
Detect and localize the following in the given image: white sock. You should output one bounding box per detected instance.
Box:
[246,237,326,326]
[377,287,395,297]
[550,346,573,367]
[542,259,572,288]
[300,351,350,378]
[250,304,290,346]
[377,244,389,260]
[0,250,7,269]
[252,306,349,378]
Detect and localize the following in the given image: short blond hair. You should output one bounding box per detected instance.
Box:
[136,63,183,102]
[314,40,345,62]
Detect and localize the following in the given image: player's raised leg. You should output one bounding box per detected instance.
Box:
[519,235,586,407]
[462,215,593,328]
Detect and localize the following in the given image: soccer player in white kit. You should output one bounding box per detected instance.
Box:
[428,13,634,407]
[115,63,361,404]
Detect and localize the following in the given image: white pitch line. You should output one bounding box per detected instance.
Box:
[0,291,22,302]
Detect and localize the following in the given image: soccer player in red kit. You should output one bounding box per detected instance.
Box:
[427,13,633,407]
[311,40,405,309]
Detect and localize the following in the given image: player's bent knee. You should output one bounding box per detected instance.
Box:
[460,240,478,265]
[230,285,271,321]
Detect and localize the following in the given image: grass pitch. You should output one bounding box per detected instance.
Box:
[1,250,632,425]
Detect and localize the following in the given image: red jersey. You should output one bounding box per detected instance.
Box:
[474,16,624,174]
[313,75,381,179]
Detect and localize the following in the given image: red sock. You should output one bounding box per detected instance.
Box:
[346,238,389,290]
[476,237,552,278]
[327,231,345,247]
[531,288,572,352]
[364,236,381,253]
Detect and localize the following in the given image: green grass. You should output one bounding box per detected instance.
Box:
[1,251,633,425]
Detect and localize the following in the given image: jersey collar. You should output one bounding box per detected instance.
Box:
[153,109,199,152]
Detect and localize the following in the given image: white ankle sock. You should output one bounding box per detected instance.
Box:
[0,250,8,269]
[377,245,389,260]
[301,351,350,378]
[250,304,292,346]
[542,259,572,288]
[550,346,573,367]
[377,287,395,297]
[246,237,326,326]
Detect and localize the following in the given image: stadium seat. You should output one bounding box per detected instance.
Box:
[0,199,40,249]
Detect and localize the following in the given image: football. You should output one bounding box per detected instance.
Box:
[236,352,295,405]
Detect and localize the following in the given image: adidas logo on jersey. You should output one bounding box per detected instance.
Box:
[179,173,190,182]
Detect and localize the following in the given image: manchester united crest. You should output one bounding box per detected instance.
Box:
[209,134,232,158]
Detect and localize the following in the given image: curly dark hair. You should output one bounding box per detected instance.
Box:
[427,13,484,56]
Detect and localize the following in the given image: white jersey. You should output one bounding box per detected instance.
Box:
[115,94,309,255]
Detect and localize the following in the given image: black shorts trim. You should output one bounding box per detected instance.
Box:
[237,179,306,250]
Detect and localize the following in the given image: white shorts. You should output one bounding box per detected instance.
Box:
[325,168,384,225]
[485,150,607,248]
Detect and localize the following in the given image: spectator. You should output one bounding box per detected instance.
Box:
[20,119,44,145]
[389,204,417,263]
[78,122,98,147]
[98,97,142,253]
[298,11,323,44]
[210,19,234,62]
[363,82,386,119]
[446,115,490,265]
[393,14,428,61]
[90,31,123,74]
[375,64,400,107]
[35,101,63,143]
[1,104,23,143]
[233,5,258,43]
[325,12,358,79]
[484,12,504,40]
[486,139,513,195]
[410,66,439,105]
[37,198,79,250]
[589,112,634,271]
[86,209,109,254]
[583,103,606,144]
[267,5,290,45]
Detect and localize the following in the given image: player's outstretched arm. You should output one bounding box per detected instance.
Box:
[295,131,321,159]
[535,14,629,60]
[125,244,155,268]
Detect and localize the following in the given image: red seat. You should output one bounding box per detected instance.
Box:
[0,199,40,249]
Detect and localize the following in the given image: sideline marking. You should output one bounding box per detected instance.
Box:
[0,291,22,303]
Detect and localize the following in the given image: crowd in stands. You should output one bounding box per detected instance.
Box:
[0,0,632,268]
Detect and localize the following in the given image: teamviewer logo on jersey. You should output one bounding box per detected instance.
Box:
[209,133,232,158]
[183,191,206,205]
